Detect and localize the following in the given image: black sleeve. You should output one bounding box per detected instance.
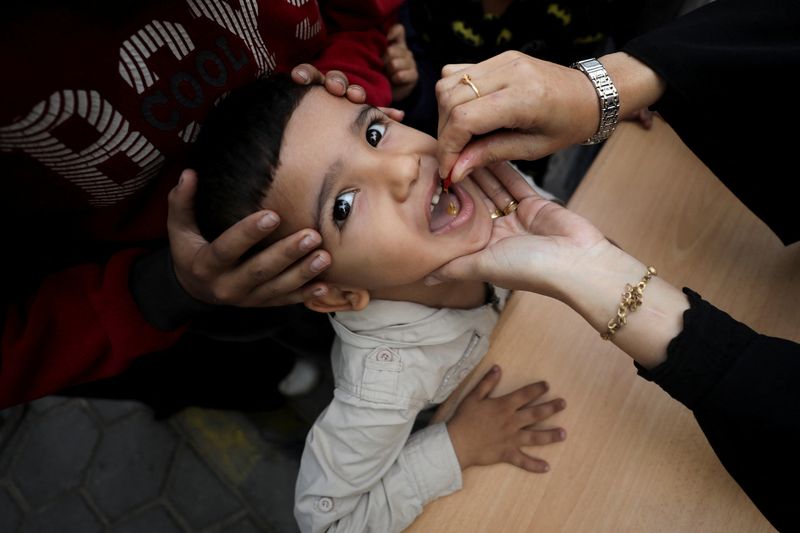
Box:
[636,289,800,532]
[129,247,214,331]
[622,0,800,245]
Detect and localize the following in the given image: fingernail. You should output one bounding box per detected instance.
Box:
[455,165,473,182]
[177,174,184,187]
[490,365,500,373]
[312,287,327,297]
[559,428,567,440]
[423,276,443,286]
[310,254,329,273]
[542,464,550,473]
[300,234,320,251]
[331,77,345,89]
[295,69,309,82]
[258,212,279,230]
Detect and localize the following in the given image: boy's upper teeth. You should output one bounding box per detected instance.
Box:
[430,184,444,212]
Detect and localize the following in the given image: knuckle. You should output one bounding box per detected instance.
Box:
[485,150,501,165]
[261,284,280,301]
[211,286,234,304]
[191,262,212,283]
[249,266,268,283]
[435,78,451,103]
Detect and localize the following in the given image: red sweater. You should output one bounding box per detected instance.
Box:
[0,0,402,408]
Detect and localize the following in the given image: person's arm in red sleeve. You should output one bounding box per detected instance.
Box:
[0,248,186,409]
[313,0,406,106]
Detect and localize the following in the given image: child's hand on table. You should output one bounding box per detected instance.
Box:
[447,365,566,473]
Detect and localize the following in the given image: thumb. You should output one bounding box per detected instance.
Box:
[167,169,202,239]
[470,365,501,400]
[425,250,484,286]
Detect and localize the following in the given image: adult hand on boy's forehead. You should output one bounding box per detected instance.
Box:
[292,63,366,103]
[291,63,405,122]
[167,170,332,308]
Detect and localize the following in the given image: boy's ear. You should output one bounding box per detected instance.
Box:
[305,285,370,313]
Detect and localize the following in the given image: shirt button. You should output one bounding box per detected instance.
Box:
[377,350,393,362]
[318,496,334,513]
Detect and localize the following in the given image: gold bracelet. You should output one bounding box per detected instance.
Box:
[601,266,657,340]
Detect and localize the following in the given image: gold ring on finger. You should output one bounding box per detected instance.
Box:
[460,73,481,99]
[502,200,519,216]
[490,208,504,219]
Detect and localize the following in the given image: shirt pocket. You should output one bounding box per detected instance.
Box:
[432,331,486,403]
[360,346,403,404]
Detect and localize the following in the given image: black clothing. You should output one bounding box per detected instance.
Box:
[623,1,800,530]
[624,0,800,246]
[637,290,799,533]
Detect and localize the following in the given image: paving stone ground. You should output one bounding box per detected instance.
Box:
[0,396,316,533]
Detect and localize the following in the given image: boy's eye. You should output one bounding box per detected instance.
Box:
[333,191,357,227]
[366,122,386,147]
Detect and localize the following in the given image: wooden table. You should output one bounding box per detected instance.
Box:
[405,118,799,533]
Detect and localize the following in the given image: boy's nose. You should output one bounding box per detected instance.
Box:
[381,154,419,201]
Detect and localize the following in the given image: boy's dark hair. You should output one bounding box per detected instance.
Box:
[192,73,312,243]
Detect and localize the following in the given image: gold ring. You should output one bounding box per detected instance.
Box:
[502,200,518,216]
[490,208,504,219]
[460,74,481,99]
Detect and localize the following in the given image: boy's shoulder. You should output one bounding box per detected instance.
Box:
[328,291,508,409]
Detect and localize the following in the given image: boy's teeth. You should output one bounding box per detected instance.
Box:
[430,184,445,213]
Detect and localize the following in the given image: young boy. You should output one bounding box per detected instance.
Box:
[191,74,566,533]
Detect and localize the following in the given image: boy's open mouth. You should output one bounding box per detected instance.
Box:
[429,182,461,232]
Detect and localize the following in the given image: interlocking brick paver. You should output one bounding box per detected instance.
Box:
[27,396,69,414]
[168,444,242,529]
[108,504,184,533]
[17,491,103,533]
[221,517,264,533]
[11,403,99,507]
[87,411,177,519]
[1,397,306,533]
[89,399,146,423]
[240,455,301,533]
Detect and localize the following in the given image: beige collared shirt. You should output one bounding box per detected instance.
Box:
[295,291,507,533]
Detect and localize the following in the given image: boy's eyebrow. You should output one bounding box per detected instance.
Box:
[314,158,343,232]
[352,104,376,134]
[312,104,375,231]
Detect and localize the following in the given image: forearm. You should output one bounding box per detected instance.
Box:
[129,247,212,331]
[553,242,688,369]
[295,401,461,533]
[0,249,185,407]
[596,52,666,119]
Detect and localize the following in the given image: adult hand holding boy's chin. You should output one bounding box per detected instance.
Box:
[167,170,331,308]
[426,163,606,299]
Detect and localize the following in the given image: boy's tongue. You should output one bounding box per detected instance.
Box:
[430,192,460,232]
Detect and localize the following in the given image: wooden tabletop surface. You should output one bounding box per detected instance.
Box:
[404,118,798,533]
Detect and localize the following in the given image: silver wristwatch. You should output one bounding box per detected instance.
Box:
[571,58,620,145]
